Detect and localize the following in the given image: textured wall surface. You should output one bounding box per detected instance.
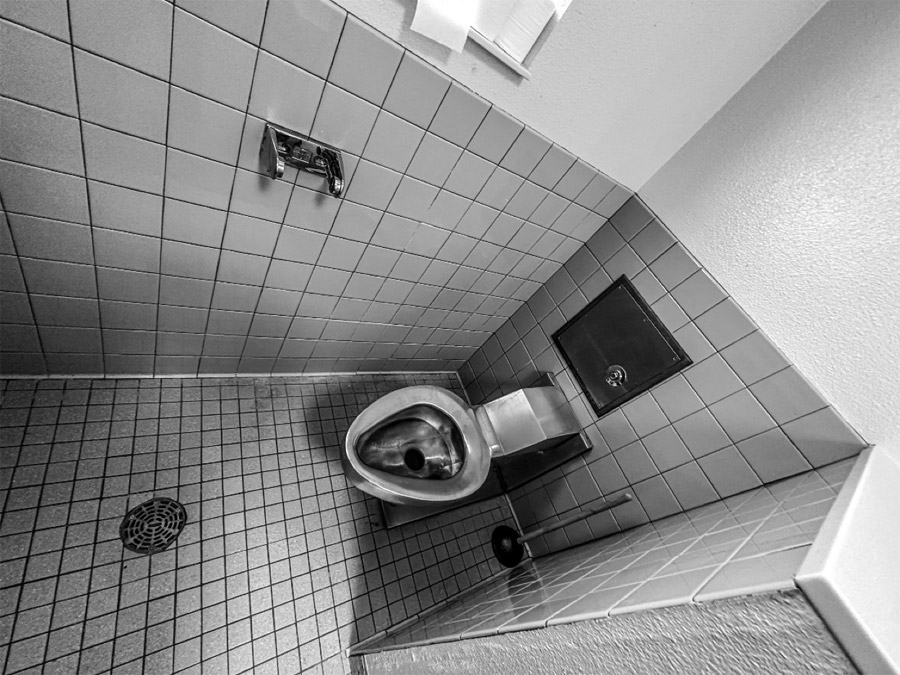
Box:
[361,590,858,675]
[459,195,865,555]
[331,0,825,188]
[640,0,900,447]
[0,0,631,377]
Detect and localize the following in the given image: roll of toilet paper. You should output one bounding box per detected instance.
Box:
[494,0,557,62]
[410,0,479,52]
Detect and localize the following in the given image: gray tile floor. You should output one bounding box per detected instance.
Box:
[353,456,854,654]
[0,373,515,674]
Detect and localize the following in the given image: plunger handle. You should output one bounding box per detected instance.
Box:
[516,493,633,544]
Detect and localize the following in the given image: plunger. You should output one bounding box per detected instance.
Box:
[491,493,633,567]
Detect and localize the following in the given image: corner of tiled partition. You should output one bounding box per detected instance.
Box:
[459,194,868,555]
[353,456,859,654]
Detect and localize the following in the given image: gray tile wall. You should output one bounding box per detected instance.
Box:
[0,0,631,377]
[0,373,516,675]
[459,196,866,555]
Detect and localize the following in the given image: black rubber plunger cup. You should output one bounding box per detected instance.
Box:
[491,493,633,568]
[491,525,526,567]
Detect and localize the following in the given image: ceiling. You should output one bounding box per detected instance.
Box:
[333,0,828,189]
[0,0,633,377]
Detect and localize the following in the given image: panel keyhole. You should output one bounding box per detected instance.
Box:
[605,365,627,387]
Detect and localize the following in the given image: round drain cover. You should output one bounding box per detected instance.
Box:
[120,497,187,554]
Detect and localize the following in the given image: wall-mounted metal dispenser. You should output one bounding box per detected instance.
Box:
[260,123,344,198]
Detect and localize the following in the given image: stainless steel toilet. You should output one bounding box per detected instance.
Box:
[341,384,582,506]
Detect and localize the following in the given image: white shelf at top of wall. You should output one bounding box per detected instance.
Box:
[469,0,571,79]
[412,0,571,80]
[468,0,572,79]
[467,29,532,79]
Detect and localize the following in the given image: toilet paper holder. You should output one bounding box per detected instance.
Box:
[260,122,345,198]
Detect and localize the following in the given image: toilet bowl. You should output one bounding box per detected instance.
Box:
[341,384,582,506]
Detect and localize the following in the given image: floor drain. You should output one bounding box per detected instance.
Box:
[120,497,187,554]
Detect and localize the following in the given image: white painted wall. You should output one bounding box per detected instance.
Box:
[332,0,825,189]
[641,0,900,446]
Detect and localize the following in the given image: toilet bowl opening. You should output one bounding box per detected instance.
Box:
[356,404,465,480]
[403,448,426,471]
